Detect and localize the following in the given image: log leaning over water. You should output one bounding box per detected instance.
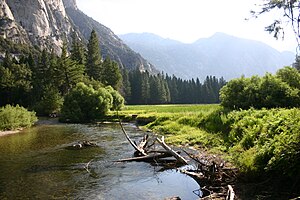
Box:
[156,136,188,165]
[119,121,147,156]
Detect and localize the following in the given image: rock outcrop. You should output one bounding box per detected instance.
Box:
[0,0,156,72]
[4,0,74,54]
[0,0,29,44]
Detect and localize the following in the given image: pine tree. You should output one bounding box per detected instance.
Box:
[70,32,86,65]
[86,30,102,81]
[141,71,150,104]
[121,69,131,103]
[57,41,85,95]
[101,57,122,90]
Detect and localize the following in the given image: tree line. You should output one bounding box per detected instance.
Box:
[124,69,226,105]
[0,30,227,117]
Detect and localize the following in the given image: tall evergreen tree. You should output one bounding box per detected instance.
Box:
[86,30,102,81]
[57,41,85,95]
[70,32,86,65]
[0,55,32,106]
[121,69,131,103]
[141,71,150,104]
[101,57,122,90]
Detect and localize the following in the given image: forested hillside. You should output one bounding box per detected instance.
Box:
[0,31,226,117]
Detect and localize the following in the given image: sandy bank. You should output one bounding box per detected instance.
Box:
[0,129,21,137]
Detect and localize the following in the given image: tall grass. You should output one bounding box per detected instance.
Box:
[118,104,300,180]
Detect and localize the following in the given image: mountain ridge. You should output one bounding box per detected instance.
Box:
[119,32,295,80]
[0,0,156,73]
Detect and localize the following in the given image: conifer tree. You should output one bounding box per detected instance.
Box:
[57,41,84,95]
[70,32,86,65]
[121,69,131,103]
[101,57,122,90]
[141,71,150,104]
[86,30,102,81]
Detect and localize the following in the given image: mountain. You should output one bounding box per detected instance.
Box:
[0,0,156,72]
[119,32,295,80]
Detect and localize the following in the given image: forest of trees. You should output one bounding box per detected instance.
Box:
[0,30,226,117]
[124,69,226,105]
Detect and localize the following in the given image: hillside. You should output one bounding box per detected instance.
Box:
[120,32,295,80]
[0,0,156,72]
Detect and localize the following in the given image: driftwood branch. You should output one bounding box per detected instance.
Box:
[226,185,235,200]
[156,136,188,165]
[84,158,94,174]
[119,121,147,156]
[115,152,173,162]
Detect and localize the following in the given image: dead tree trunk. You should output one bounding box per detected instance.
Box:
[156,136,188,165]
[119,121,147,156]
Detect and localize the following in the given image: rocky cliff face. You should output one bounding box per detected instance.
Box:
[0,0,30,44]
[63,0,77,10]
[0,0,156,72]
[3,0,74,54]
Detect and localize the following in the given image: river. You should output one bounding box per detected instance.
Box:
[0,119,200,199]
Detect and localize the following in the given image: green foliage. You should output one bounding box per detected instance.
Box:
[0,57,32,106]
[60,82,124,123]
[220,67,300,109]
[0,105,37,131]
[127,69,226,105]
[56,41,85,95]
[101,57,122,90]
[60,82,112,122]
[86,30,102,81]
[32,87,63,116]
[105,86,125,111]
[227,108,300,177]
[120,104,300,180]
[70,32,86,65]
[276,66,300,89]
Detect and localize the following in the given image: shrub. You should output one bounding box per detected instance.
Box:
[220,68,300,109]
[60,82,124,123]
[0,104,37,131]
[227,108,300,177]
[105,86,125,111]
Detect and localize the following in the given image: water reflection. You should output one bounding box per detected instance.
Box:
[0,121,200,199]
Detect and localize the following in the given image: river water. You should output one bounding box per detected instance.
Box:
[0,120,200,199]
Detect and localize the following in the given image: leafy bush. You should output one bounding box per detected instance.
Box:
[105,86,125,111]
[227,108,300,177]
[60,82,124,123]
[0,104,37,131]
[220,67,300,109]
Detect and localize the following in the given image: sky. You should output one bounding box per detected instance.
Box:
[76,0,298,53]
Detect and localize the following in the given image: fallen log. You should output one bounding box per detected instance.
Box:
[115,152,174,162]
[119,121,147,156]
[156,136,188,165]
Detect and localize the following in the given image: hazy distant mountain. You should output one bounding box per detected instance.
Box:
[119,32,295,80]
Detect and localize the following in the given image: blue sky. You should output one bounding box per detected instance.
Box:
[76,0,298,52]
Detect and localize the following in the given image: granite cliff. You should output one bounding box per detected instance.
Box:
[0,0,156,72]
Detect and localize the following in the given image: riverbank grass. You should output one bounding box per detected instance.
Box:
[114,105,300,181]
